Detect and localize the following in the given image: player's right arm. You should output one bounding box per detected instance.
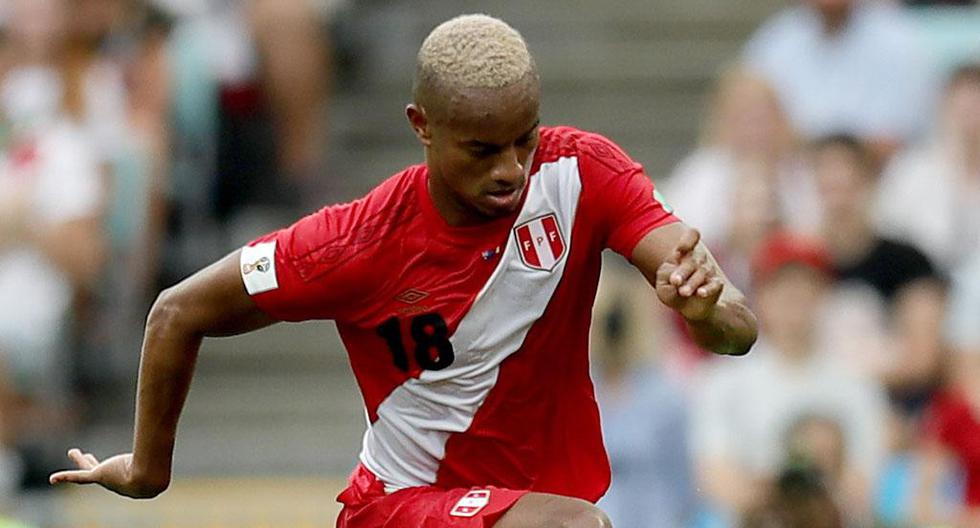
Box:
[49,249,277,498]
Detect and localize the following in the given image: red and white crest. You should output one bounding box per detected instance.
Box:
[514,213,566,271]
[450,489,491,517]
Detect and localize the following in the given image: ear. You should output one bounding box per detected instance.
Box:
[406,104,432,146]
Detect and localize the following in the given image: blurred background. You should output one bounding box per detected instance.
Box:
[0,0,978,526]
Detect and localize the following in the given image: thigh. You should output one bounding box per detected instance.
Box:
[494,493,611,528]
[338,484,528,528]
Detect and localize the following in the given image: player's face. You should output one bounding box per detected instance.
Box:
[409,79,540,225]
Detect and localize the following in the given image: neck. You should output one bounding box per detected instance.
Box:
[960,133,980,178]
[731,148,785,172]
[771,335,814,365]
[820,8,851,35]
[824,214,874,265]
[939,131,980,182]
[426,172,488,227]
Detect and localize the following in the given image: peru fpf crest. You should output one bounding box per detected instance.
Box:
[514,213,566,271]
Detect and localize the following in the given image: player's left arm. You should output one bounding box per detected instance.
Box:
[631,221,757,356]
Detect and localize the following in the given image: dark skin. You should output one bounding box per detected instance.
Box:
[50,67,757,526]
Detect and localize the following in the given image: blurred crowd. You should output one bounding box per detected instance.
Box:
[593,1,980,527]
[0,0,336,522]
[0,0,977,527]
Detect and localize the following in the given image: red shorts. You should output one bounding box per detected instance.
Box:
[336,464,529,528]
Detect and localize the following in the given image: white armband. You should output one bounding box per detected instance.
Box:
[240,241,279,294]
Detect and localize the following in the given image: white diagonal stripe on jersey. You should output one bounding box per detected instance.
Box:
[360,156,583,492]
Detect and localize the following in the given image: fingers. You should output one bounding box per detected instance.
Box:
[49,469,97,485]
[669,228,701,263]
[679,267,710,297]
[68,448,99,470]
[50,448,100,486]
[695,276,724,299]
[668,253,706,289]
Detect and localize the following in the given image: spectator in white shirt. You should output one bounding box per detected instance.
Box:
[945,249,980,357]
[875,64,980,271]
[665,66,820,293]
[745,0,939,164]
[691,232,889,524]
[0,0,106,496]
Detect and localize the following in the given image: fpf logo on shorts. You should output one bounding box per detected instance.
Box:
[450,489,491,518]
[514,213,565,271]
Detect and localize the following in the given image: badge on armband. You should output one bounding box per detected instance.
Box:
[241,241,279,294]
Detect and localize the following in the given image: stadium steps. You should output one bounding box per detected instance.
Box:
[326,0,780,199]
[79,323,366,476]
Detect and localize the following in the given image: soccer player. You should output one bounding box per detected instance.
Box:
[49,14,757,528]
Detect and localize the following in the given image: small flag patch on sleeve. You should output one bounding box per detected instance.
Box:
[240,241,279,294]
[653,189,674,214]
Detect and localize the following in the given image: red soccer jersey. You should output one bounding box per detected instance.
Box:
[240,126,677,501]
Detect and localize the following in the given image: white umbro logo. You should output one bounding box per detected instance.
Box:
[450,489,491,517]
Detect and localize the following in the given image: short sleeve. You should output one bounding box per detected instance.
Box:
[576,133,678,258]
[241,205,368,323]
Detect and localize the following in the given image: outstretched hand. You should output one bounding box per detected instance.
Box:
[654,228,724,321]
[49,448,166,499]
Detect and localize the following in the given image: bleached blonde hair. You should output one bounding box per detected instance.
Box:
[414,14,537,109]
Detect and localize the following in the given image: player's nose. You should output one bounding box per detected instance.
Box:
[491,147,524,188]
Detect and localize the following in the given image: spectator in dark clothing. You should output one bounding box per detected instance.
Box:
[740,461,844,528]
[813,134,946,414]
[912,249,980,526]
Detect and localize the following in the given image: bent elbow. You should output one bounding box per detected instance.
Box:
[728,318,759,356]
[729,305,759,356]
[726,337,756,357]
[146,286,193,338]
[714,313,758,357]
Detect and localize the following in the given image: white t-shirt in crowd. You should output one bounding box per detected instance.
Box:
[875,143,980,271]
[744,1,938,142]
[664,147,821,290]
[666,148,821,247]
[691,339,889,480]
[0,119,102,382]
[946,250,980,350]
